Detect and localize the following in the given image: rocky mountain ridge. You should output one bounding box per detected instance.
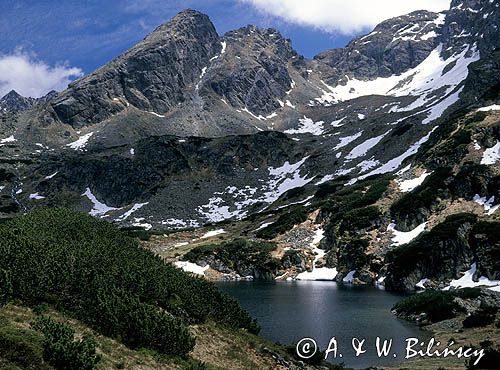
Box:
[0,89,56,114]
[0,0,499,292]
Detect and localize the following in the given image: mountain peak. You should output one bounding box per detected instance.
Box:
[173,8,207,18]
[146,9,216,42]
[1,90,22,100]
[51,9,221,128]
[0,89,36,113]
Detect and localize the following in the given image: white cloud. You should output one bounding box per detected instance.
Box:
[0,50,83,98]
[241,0,450,34]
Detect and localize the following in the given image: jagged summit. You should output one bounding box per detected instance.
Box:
[0,90,36,113]
[2,90,22,99]
[142,9,218,46]
[50,9,222,128]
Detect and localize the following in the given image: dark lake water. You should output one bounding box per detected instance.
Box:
[217,280,429,369]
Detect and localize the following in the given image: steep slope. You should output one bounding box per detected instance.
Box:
[0,90,36,114]
[51,9,222,128]
[0,90,57,115]
[314,10,445,82]
[0,0,498,242]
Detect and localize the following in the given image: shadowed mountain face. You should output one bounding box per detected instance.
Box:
[50,10,222,128]
[0,0,499,292]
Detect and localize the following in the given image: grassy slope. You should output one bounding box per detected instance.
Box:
[0,303,302,370]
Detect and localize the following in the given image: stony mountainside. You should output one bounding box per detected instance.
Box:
[0,90,57,115]
[0,0,499,291]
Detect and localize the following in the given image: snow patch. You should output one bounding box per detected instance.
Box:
[397,171,432,192]
[67,132,94,150]
[473,194,499,215]
[480,141,500,165]
[175,261,209,276]
[118,202,149,221]
[416,278,429,289]
[331,117,346,127]
[44,172,58,180]
[131,220,152,230]
[82,187,120,217]
[357,158,380,172]
[0,135,16,144]
[387,222,427,246]
[477,104,500,112]
[284,116,324,136]
[334,131,363,151]
[443,263,500,291]
[161,219,200,229]
[343,270,356,283]
[421,87,463,124]
[256,221,274,231]
[346,132,388,160]
[200,229,226,239]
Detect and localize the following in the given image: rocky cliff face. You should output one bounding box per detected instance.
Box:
[205,26,302,115]
[0,90,36,114]
[314,10,444,83]
[51,9,222,128]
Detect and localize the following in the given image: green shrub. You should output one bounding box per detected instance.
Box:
[323,175,390,214]
[466,341,500,369]
[32,316,100,370]
[0,208,258,356]
[472,221,500,242]
[182,361,207,370]
[454,287,482,300]
[338,237,370,269]
[0,269,12,307]
[463,306,498,328]
[0,318,47,370]
[184,239,277,279]
[341,206,381,231]
[392,291,461,322]
[256,207,308,239]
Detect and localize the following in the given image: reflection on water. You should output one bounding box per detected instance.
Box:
[217,280,429,369]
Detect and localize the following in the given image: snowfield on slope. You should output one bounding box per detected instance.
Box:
[387,222,427,246]
[315,44,479,104]
[197,157,313,222]
[443,263,500,292]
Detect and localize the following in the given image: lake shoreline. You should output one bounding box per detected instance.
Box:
[216,280,429,369]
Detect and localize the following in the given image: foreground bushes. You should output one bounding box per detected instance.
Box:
[32,316,99,370]
[256,207,308,239]
[184,239,278,276]
[0,208,258,356]
[392,288,481,323]
[0,315,48,369]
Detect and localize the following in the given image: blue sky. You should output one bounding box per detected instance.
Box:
[0,0,354,74]
[0,0,450,97]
